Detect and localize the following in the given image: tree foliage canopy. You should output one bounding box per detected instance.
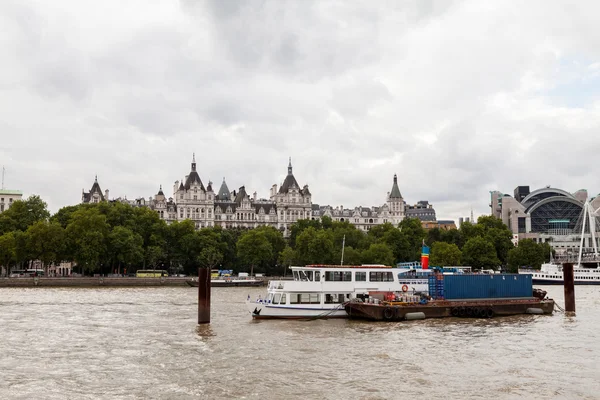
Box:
[0,196,550,277]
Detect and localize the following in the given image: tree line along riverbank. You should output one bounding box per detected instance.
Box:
[0,196,553,277]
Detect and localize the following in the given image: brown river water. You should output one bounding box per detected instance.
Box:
[1,285,599,400]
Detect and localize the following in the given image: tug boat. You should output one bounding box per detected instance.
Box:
[246,264,434,319]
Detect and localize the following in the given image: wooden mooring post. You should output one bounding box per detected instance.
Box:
[198,267,211,324]
[563,262,575,313]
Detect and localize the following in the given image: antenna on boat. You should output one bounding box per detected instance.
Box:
[340,235,346,266]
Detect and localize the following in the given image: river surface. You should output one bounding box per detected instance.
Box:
[0,285,599,400]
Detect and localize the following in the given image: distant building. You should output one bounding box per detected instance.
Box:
[490,185,600,253]
[310,174,404,232]
[405,200,436,221]
[421,220,456,230]
[82,176,109,204]
[79,157,412,235]
[0,189,23,213]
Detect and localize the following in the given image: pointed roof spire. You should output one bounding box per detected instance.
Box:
[216,177,231,201]
[389,174,402,199]
[158,185,164,196]
[95,174,98,183]
[288,157,293,175]
[191,153,196,172]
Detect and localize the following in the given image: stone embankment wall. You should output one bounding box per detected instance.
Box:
[0,277,192,288]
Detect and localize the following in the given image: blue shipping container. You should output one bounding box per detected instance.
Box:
[443,274,532,300]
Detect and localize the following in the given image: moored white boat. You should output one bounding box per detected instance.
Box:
[246,264,434,319]
[519,262,600,285]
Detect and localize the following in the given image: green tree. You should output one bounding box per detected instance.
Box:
[109,226,144,274]
[277,245,297,276]
[477,215,508,231]
[461,237,500,270]
[195,227,227,271]
[198,246,224,270]
[440,228,462,246]
[368,222,396,240]
[426,227,443,246]
[0,232,17,275]
[65,207,110,274]
[295,227,335,265]
[484,227,514,266]
[361,243,394,266]
[430,242,462,266]
[254,226,285,268]
[25,221,66,272]
[506,239,550,272]
[458,221,485,247]
[132,207,167,268]
[381,228,412,262]
[331,221,367,250]
[398,218,426,261]
[340,246,362,265]
[0,195,50,234]
[237,230,273,274]
[289,219,322,248]
[165,220,197,274]
[320,215,333,230]
[50,205,82,228]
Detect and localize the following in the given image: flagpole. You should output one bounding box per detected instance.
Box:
[340,235,346,266]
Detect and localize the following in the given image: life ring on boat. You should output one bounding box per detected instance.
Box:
[451,307,459,317]
[401,284,409,292]
[383,307,395,320]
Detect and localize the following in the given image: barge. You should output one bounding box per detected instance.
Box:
[345,273,556,321]
[345,297,555,321]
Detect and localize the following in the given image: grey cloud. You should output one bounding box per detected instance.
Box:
[3,0,600,222]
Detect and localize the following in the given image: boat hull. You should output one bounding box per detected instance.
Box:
[345,298,555,321]
[246,300,347,319]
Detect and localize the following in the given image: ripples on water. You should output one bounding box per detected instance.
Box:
[1,286,599,399]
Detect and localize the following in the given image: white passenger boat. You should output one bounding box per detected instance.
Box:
[246,264,433,319]
[519,262,600,285]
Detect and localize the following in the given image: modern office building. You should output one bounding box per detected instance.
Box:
[490,185,600,254]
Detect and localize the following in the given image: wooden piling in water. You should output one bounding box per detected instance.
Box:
[198,267,211,324]
[563,262,575,313]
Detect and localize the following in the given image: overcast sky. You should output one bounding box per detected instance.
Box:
[2,1,600,220]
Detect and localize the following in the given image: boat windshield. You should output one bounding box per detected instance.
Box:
[293,270,321,281]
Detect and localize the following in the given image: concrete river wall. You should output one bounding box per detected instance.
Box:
[0,277,192,288]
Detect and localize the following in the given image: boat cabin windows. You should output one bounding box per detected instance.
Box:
[273,293,281,304]
[355,271,367,281]
[290,293,320,304]
[324,271,352,281]
[324,293,350,304]
[369,271,394,282]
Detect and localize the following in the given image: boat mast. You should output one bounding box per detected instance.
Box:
[589,200,599,259]
[577,201,588,267]
[340,235,345,266]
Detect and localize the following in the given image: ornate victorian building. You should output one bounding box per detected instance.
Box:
[146,156,311,235]
[81,156,409,236]
[310,174,405,231]
[82,176,109,204]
